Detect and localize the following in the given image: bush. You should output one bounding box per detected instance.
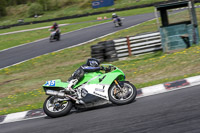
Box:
[37,0,50,11]
[27,3,43,17]
[48,0,77,10]
[6,4,29,16]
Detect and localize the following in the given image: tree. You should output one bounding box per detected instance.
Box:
[0,0,7,17]
[5,0,37,6]
[5,0,16,6]
[37,0,50,11]
[28,3,43,17]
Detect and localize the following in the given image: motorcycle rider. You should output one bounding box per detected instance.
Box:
[50,22,60,39]
[112,13,121,23]
[65,58,101,92]
[51,22,59,31]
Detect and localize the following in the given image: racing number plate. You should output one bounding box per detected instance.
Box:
[44,80,56,87]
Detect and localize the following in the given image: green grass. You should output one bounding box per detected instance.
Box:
[0,20,109,51]
[0,0,167,26]
[0,45,200,115]
[0,6,154,51]
[0,7,200,115]
[113,48,200,89]
[0,6,200,115]
[0,6,155,34]
[0,2,198,51]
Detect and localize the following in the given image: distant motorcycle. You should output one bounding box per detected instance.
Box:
[49,29,60,42]
[113,18,122,27]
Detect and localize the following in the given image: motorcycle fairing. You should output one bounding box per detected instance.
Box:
[76,68,125,86]
[51,31,56,36]
[73,72,102,89]
[79,70,125,100]
[43,66,125,101]
[43,79,69,88]
[83,84,110,100]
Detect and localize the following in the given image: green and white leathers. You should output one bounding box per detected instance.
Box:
[43,64,137,118]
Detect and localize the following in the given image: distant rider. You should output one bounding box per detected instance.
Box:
[50,22,60,37]
[51,22,59,32]
[112,13,121,22]
[65,58,101,92]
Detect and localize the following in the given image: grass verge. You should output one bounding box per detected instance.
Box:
[0,20,109,51]
[0,8,200,115]
[0,7,154,51]
[0,0,168,26]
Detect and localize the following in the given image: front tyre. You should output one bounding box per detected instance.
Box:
[43,96,73,118]
[108,81,137,105]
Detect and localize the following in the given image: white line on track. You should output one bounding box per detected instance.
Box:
[0,24,68,36]
[0,20,112,53]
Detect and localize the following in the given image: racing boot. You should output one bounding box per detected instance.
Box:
[65,79,78,93]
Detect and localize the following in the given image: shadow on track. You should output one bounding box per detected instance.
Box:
[43,100,137,119]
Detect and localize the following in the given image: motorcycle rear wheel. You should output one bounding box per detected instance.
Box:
[49,36,53,42]
[43,96,73,118]
[108,81,137,105]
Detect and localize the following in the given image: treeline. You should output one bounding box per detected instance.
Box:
[0,0,91,17]
[0,0,38,17]
[0,0,119,18]
[5,0,36,6]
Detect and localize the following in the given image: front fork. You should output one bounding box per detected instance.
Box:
[114,80,122,88]
[113,80,124,95]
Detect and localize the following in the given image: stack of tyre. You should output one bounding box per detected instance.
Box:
[91,40,118,62]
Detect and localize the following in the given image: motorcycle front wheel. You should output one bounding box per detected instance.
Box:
[108,81,137,105]
[43,96,73,118]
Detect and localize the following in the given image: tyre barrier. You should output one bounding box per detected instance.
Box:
[91,40,118,63]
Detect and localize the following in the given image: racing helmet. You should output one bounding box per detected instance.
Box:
[112,13,116,16]
[53,22,58,27]
[87,58,100,67]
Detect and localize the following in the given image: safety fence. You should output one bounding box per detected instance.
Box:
[91,32,162,62]
[114,32,162,58]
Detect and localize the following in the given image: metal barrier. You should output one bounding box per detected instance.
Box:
[113,32,162,58]
[91,32,162,62]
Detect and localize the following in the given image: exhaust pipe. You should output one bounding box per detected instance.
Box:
[46,90,66,98]
[45,90,78,102]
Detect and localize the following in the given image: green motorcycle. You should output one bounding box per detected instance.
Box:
[43,64,137,118]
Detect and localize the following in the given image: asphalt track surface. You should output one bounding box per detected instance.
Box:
[0,13,155,69]
[1,85,200,133]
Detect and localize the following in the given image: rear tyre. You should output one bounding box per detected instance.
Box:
[108,81,137,105]
[57,34,60,41]
[43,96,73,118]
[49,36,53,42]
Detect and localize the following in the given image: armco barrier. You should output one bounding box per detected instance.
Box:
[114,32,162,58]
[91,32,162,62]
